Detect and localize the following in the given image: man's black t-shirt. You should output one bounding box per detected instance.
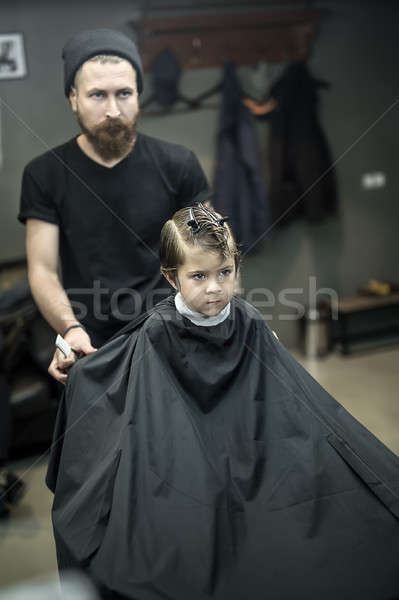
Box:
[19,133,209,345]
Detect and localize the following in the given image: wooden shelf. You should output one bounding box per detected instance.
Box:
[134,9,328,70]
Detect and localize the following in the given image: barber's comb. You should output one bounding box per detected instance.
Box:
[187,208,200,233]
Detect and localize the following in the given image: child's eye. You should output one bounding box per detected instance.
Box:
[118,90,132,98]
[220,268,232,277]
[90,91,104,99]
[192,273,206,280]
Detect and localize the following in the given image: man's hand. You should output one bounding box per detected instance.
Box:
[48,328,97,384]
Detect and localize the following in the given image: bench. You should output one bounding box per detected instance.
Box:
[335,292,399,354]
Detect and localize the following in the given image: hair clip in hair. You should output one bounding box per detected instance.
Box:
[218,217,229,227]
[187,208,200,234]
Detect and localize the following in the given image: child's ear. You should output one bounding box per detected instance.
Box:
[161,269,178,290]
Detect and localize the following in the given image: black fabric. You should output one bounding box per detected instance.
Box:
[0,375,11,461]
[62,28,144,97]
[19,134,209,346]
[213,63,270,253]
[47,296,399,600]
[266,62,337,225]
[152,49,182,108]
[0,327,10,462]
[0,279,31,314]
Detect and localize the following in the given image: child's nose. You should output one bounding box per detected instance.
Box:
[206,278,222,294]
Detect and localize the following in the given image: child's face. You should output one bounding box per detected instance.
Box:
[166,246,236,316]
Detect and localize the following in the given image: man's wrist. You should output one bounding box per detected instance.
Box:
[62,323,86,337]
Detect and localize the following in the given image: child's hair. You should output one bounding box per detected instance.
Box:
[159,203,240,277]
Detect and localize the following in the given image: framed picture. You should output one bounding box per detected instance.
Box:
[0,33,27,80]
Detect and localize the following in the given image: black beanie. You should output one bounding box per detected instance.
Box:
[62,28,144,97]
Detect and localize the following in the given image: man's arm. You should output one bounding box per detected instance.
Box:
[27,218,77,334]
[26,219,96,383]
[176,150,210,209]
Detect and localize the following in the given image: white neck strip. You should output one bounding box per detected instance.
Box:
[174,292,231,327]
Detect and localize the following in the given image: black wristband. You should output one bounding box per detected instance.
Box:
[62,323,86,337]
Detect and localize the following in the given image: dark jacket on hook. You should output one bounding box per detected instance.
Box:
[267,62,337,226]
[213,63,270,252]
[141,49,195,111]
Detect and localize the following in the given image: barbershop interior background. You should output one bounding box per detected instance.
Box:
[1,0,399,595]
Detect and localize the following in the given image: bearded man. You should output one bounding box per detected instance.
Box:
[19,29,209,383]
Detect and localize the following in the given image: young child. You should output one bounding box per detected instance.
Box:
[47,204,399,600]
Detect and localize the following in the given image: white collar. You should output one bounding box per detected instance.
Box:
[174,292,231,327]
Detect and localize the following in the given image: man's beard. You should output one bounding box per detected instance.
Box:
[77,112,139,162]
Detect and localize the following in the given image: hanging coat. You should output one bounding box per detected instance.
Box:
[267,62,337,225]
[213,63,270,252]
[47,296,399,600]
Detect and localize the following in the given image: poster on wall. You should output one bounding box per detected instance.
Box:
[0,33,27,80]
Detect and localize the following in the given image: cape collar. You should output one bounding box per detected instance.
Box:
[174,292,231,327]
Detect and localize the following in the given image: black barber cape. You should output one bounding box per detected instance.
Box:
[47,296,399,600]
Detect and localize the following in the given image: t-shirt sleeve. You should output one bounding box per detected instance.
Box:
[18,166,59,225]
[176,150,210,209]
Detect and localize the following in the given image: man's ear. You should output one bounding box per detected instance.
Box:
[69,87,78,112]
[161,269,178,290]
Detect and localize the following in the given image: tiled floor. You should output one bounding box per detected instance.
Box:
[0,453,57,590]
[0,347,398,593]
[297,346,399,454]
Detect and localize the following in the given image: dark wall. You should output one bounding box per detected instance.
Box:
[1,0,398,345]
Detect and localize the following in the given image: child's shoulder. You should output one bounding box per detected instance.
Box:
[140,296,177,333]
[232,295,265,325]
[232,295,260,317]
[232,296,279,340]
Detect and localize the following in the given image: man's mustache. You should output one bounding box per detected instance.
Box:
[94,118,130,135]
